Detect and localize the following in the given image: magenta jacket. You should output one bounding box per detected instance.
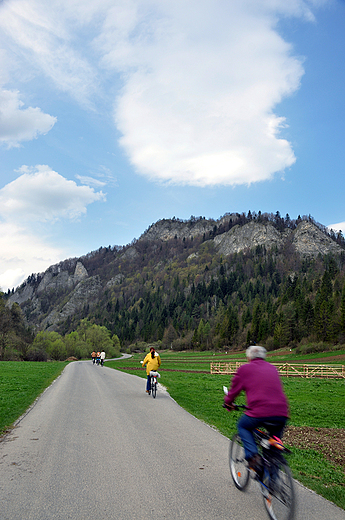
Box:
[225,358,289,418]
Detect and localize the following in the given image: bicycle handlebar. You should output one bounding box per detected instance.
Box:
[223,403,247,411]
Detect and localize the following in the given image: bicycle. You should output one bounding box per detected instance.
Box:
[224,402,295,520]
[149,370,160,398]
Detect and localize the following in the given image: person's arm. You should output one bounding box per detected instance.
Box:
[224,369,244,406]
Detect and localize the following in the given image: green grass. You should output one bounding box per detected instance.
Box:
[108,351,345,510]
[267,350,345,364]
[0,361,67,435]
[291,449,345,508]
[121,347,345,366]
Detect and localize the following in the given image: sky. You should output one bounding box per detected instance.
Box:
[1,0,345,292]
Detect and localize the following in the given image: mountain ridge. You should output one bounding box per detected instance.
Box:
[4,212,345,344]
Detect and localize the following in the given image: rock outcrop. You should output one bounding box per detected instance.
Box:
[6,260,92,328]
[106,274,125,288]
[142,217,220,241]
[42,275,102,330]
[213,220,342,258]
[292,221,341,256]
[213,221,285,255]
[142,217,342,258]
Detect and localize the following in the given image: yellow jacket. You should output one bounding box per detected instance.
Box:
[142,352,161,375]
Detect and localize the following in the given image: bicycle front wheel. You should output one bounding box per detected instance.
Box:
[229,434,250,491]
[151,378,157,398]
[261,458,295,520]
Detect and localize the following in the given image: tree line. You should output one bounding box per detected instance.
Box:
[0,310,120,361]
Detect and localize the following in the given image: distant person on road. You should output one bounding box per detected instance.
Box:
[224,345,289,477]
[100,350,106,366]
[141,347,161,394]
[96,351,101,365]
[91,351,97,364]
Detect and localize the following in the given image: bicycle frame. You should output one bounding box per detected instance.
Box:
[150,371,160,398]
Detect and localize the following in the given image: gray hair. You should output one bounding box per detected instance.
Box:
[246,345,267,360]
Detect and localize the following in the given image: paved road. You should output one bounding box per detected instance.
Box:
[0,362,344,519]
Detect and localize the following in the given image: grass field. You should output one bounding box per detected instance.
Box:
[0,361,67,436]
[107,349,345,510]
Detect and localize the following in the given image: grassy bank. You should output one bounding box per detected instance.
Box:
[0,361,67,436]
[108,350,345,510]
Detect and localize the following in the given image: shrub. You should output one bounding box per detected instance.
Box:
[295,342,331,355]
[26,347,48,361]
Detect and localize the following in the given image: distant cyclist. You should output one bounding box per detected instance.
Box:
[141,347,161,394]
[224,345,289,476]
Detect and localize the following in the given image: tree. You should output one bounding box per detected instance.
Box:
[48,338,67,361]
[314,270,335,341]
[0,296,11,359]
[0,298,33,360]
[112,334,121,350]
[162,324,178,348]
[341,281,345,334]
[30,331,65,360]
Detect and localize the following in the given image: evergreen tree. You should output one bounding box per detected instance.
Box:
[340,281,345,334]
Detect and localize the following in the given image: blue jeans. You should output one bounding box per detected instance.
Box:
[146,375,151,392]
[238,415,287,461]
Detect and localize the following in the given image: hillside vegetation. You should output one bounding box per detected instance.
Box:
[1,211,345,359]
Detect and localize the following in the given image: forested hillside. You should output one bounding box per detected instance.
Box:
[92,235,345,351]
[2,211,345,359]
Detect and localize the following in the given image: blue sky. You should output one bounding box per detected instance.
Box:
[1,0,345,291]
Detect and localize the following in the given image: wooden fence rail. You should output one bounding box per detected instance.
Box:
[210,362,345,379]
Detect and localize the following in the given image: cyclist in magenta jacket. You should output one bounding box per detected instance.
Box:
[224,345,289,474]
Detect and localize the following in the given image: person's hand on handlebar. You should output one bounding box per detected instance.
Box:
[223,401,236,411]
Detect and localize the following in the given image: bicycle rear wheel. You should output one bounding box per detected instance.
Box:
[229,434,250,491]
[151,377,157,398]
[261,458,295,520]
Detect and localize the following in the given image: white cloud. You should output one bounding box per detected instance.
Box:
[0,165,106,290]
[0,0,101,108]
[0,89,57,147]
[104,1,304,186]
[0,222,65,292]
[0,269,26,293]
[76,175,107,188]
[0,165,106,222]
[76,166,117,187]
[328,222,345,234]
[0,0,328,185]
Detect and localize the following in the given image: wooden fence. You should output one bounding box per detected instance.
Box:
[210,362,345,379]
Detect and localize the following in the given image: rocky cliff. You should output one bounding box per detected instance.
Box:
[142,216,219,241]
[214,220,342,257]
[6,261,100,331]
[142,217,342,257]
[41,275,102,330]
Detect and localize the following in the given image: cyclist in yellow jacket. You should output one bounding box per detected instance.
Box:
[141,347,161,394]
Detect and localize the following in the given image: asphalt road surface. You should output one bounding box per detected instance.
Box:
[0,361,344,520]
